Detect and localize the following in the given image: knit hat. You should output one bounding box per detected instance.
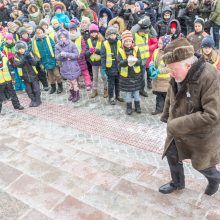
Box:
[54,2,66,11]
[5,33,14,41]
[14,19,23,27]
[51,19,59,26]
[39,19,49,27]
[194,17,205,27]
[201,36,215,48]
[18,27,28,36]
[105,26,118,39]
[136,1,144,10]
[170,21,177,29]
[121,30,133,44]
[7,22,19,32]
[159,35,172,49]
[68,18,79,30]
[89,23,99,33]
[138,16,151,32]
[81,16,91,24]
[163,38,194,64]
[15,40,28,52]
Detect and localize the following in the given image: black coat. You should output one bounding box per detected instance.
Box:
[118,47,144,92]
[0,7,10,27]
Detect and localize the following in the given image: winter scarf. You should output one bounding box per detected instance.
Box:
[69,30,81,41]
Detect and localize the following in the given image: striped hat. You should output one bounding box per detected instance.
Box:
[121,30,133,44]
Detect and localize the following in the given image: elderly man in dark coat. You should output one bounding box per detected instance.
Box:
[159,38,220,196]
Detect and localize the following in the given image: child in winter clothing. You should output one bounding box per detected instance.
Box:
[51,19,61,35]
[1,33,26,91]
[187,17,208,53]
[55,30,81,102]
[118,30,143,115]
[200,36,220,71]
[39,19,55,41]
[32,27,63,94]
[0,52,24,115]
[101,26,124,105]
[7,22,20,41]
[27,3,43,25]
[150,35,171,115]
[167,19,184,40]
[14,41,41,107]
[80,16,91,42]
[86,23,107,98]
[42,3,53,23]
[18,27,32,52]
[68,20,92,91]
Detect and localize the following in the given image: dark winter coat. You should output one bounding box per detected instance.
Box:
[14,52,38,83]
[55,32,81,80]
[68,1,81,20]
[181,8,199,29]
[0,6,11,27]
[118,47,144,92]
[144,7,157,27]
[161,57,220,171]
[89,1,103,15]
[101,39,119,76]
[85,37,102,66]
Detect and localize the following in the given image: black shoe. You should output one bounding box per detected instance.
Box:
[140,90,148,97]
[151,110,162,115]
[159,182,184,194]
[134,101,141,113]
[57,82,63,94]
[116,96,124,102]
[205,181,219,196]
[126,102,132,115]
[33,96,42,107]
[15,105,24,110]
[43,86,50,91]
[29,100,35,107]
[109,98,116,105]
[49,84,56,94]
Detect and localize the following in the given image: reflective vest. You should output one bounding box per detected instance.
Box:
[3,45,15,58]
[118,47,141,77]
[153,49,170,79]
[103,40,121,68]
[87,38,102,62]
[14,55,38,77]
[134,33,150,60]
[0,57,12,84]
[75,36,82,54]
[33,36,54,59]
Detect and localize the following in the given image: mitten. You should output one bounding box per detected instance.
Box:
[150,69,160,80]
[89,48,95,53]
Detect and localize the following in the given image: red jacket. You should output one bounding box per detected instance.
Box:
[146,37,158,68]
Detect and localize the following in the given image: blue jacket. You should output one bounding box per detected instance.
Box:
[53,12,70,29]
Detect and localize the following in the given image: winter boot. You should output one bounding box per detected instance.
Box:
[103,88,108,98]
[72,90,80,102]
[14,105,24,110]
[126,102,132,115]
[33,95,42,107]
[116,96,124,102]
[68,90,74,101]
[109,97,116,105]
[29,99,36,107]
[134,101,141,113]
[140,89,148,97]
[90,89,98,98]
[49,84,56,94]
[57,82,63,94]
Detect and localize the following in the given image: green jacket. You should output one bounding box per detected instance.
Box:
[210,0,220,25]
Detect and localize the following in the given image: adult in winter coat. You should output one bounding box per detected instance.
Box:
[158,0,176,17]
[55,30,81,102]
[0,0,10,27]
[209,0,220,49]
[159,38,220,196]
[142,0,157,28]
[89,0,103,15]
[27,4,43,26]
[98,7,113,37]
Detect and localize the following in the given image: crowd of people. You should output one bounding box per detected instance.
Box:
[0,0,219,115]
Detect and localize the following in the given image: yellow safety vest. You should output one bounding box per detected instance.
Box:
[75,36,82,54]
[134,33,150,60]
[118,47,141,77]
[104,40,121,68]
[48,31,55,42]
[0,57,12,84]
[87,38,102,62]
[153,49,170,79]
[14,55,38,77]
[33,36,54,59]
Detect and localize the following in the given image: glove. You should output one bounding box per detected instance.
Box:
[89,48,96,53]
[149,63,157,74]
[150,69,160,80]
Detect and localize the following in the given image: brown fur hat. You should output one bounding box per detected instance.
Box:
[163,38,195,64]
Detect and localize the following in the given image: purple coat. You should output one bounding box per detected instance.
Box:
[55,31,81,80]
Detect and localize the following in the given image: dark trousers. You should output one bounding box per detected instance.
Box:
[153,92,167,112]
[0,82,21,112]
[167,141,220,187]
[107,75,119,99]
[36,62,48,88]
[24,80,41,101]
[213,23,220,49]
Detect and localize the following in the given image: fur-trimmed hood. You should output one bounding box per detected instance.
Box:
[27,4,40,15]
[98,7,113,22]
[108,16,126,34]
[56,29,70,45]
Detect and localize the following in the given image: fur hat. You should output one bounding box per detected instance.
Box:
[81,16,91,24]
[121,30,133,44]
[89,23,99,33]
[108,17,126,34]
[7,22,19,32]
[163,38,195,64]
[39,19,49,27]
[15,40,28,52]
[18,27,28,36]
[201,36,215,48]
[54,2,66,11]
[105,26,118,39]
